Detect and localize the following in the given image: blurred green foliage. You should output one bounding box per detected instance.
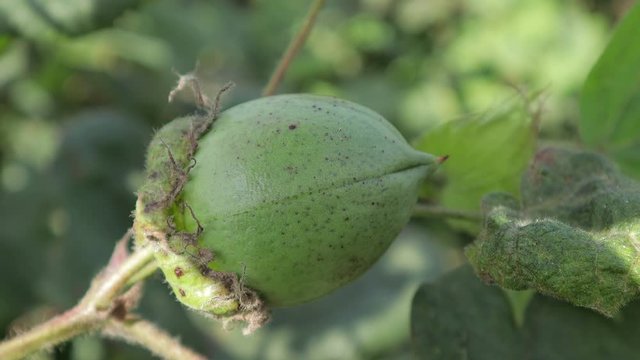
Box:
[0,0,632,359]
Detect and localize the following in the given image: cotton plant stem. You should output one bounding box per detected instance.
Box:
[413,204,483,222]
[83,246,157,309]
[103,318,207,360]
[0,246,157,360]
[0,309,99,360]
[262,0,326,96]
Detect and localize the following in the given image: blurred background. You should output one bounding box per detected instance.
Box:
[0,0,634,358]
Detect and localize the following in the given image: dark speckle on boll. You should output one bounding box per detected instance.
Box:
[288,124,297,130]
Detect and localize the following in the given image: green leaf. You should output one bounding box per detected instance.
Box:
[467,147,640,316]
[413,96,536,232]
[411,266,522,360]
[580,3,640,177]
[0,0,144,40]
[411,265,640,360]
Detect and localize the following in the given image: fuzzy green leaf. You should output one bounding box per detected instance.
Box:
[467,147,640,316]
[580,3,640,177]
[414,97,536,232]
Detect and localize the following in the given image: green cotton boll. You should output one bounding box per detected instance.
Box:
[467,147,640,316]
[134,94,438,332]
[178,95,437,307]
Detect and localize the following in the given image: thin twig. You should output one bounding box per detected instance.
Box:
[413,204,483,222]
[0,309,99,360]
[262,0,326,96]
[84,246,157,310]
[103,318,207,360]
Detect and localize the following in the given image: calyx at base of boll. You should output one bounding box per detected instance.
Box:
[133,112,269,335]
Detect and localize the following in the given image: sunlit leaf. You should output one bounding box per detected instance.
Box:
[413,96,537,232]
[580,3,640,177]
